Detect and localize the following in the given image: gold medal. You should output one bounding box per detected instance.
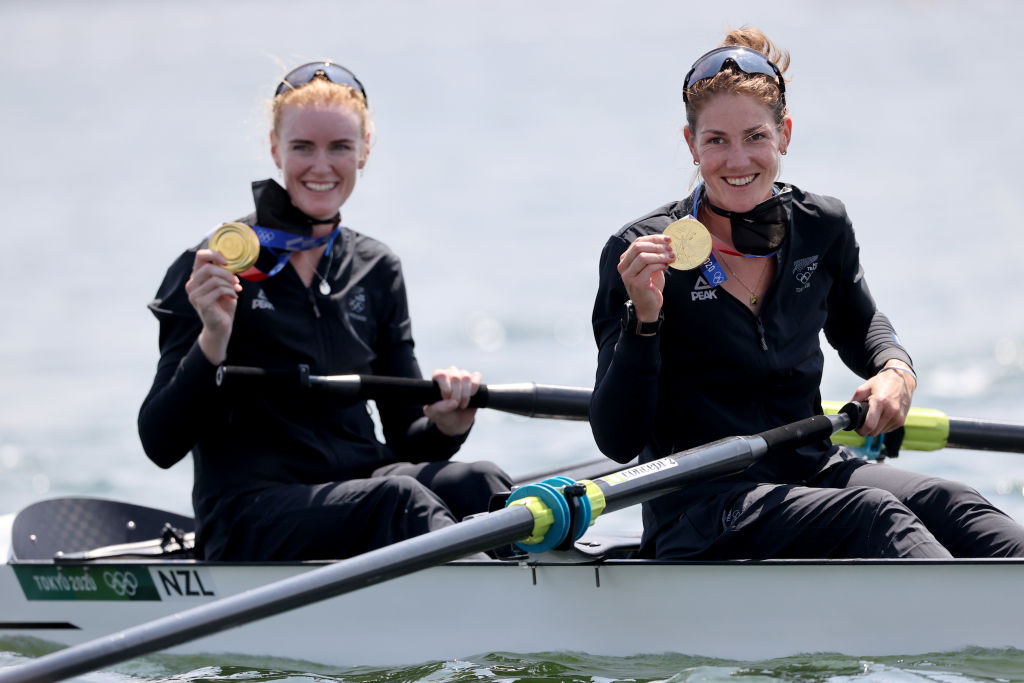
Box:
[663,217,712,270]
[209,222,261,273]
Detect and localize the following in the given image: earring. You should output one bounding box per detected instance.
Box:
[692,159,700,166]
[780,150,787,156]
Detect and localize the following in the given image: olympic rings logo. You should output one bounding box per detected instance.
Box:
[103,570,139,597]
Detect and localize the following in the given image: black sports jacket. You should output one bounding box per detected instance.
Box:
[590,184,912,552]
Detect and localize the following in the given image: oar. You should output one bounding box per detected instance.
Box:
[0,403,867,683]
[215,367,1024,454]
[215,365,590,421]
[822,401,1024,454]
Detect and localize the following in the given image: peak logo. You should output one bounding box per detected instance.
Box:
[252,289,275,311]
[691,276,718,301]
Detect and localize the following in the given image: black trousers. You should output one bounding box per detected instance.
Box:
[213,459,512,561]
[657,449,1024,560]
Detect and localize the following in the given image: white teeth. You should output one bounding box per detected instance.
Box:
[305,182,337,191]
[725,175,756,186]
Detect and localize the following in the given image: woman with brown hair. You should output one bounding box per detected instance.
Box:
[590,29,1024,560]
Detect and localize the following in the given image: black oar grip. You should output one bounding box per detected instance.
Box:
[839,401,869,431]
[216,365,311,390]
[222,368,490,408]
[758,414,838,451]
[349,375,489,407]
[757,402,867,451]
[214,366,587,419]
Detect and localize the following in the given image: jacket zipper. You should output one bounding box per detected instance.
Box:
[307,288,321,319]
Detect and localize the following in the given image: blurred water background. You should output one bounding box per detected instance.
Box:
[3,0,1024,680]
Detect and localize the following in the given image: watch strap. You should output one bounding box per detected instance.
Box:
[624,300,663,337]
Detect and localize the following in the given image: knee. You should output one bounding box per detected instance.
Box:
[858,488,911,517]
[459,460,512,490]
[906,476,989,515]
[854,487,950,558]
[845,487,917,528]
[377,475,438,505]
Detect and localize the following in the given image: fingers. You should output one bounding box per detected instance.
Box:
[617,235,674,283]
[431,366,482,410]
[187,250,242,309]
[850,371,914,437]
[424,366,480,437]
[186,250,242,357]
[618,235,673,318]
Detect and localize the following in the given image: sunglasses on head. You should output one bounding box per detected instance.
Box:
[682,46,785,105]
[274,61,368,103]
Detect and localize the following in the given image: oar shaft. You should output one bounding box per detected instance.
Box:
[948,417,1024,454]
[216,366,590,420]
[597,436,764,514]
[0,507,536,683]
[594,412,854,515]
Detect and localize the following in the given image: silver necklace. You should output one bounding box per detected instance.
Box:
[314,247,334,295]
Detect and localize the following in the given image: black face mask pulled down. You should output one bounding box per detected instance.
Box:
[251,178,340,238]
[243,179,343,276]
[705,188,792,256]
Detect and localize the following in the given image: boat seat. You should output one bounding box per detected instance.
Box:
[10,496,195,561]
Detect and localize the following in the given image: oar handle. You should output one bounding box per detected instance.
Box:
[823,401,1024,454]
[759,401,867,451]
[215,365,590,421]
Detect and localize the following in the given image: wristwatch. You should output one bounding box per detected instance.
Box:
[623,300,663,337]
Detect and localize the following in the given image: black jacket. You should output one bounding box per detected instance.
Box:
[138,216,465,558]
[590,184,912,553]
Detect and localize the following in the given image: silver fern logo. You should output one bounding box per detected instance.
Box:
[793,255,819,292]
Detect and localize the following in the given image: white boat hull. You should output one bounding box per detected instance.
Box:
[3,556,1023,666]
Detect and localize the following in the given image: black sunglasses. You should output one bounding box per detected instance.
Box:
[682,46,785,105]
[274,61,368,103]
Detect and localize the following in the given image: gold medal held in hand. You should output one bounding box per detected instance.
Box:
[663,217,712,270]
[209,222,261,273]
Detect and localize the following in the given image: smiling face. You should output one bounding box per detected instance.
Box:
[270,103,369,221]
[685,92,791,213]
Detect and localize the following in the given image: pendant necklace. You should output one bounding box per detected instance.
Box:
[314,247,334,295]
[312,223,341,295]
[716,250,769,307]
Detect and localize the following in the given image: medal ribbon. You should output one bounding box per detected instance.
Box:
[236,225,341,282]
[687,183,776,289]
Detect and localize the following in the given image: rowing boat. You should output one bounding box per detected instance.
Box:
[3,496,1024,668]
[3,398,1024,681]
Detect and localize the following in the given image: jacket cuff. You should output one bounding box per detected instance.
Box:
[177,341,221,392]
[613,327,662,373]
